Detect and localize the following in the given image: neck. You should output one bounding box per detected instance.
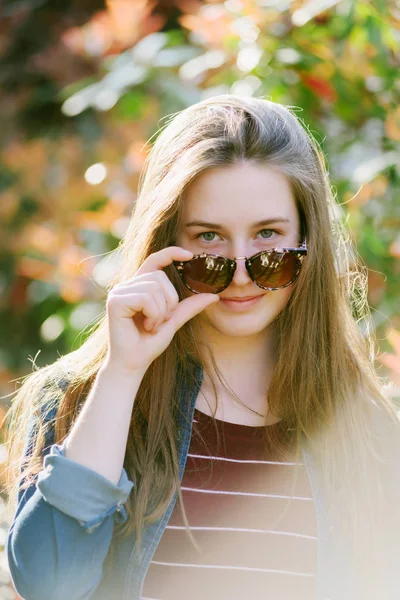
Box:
[197,320,279,424]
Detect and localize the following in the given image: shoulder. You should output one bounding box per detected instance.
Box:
[367,397,400,466]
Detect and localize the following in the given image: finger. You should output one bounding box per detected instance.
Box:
[111,281,168,331]
[113,272,179,316]
[169,294,220,331]
[143,290,167,330]
[107,292,160,322]
[153,270,180,312]
[135,246,193,278]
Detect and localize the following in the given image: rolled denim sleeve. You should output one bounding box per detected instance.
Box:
[7,379,135,600]
[37,439,134,533]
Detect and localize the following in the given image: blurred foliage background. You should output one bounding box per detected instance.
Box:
[0,0,399,595]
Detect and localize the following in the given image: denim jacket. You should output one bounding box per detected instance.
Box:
[6,361,400,600]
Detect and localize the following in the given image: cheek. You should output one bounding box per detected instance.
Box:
[264,285,298,323]
[272,284,295,310]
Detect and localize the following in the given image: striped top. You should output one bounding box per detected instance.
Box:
[141,407,318,600]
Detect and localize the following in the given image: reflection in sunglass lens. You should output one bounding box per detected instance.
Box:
[250,251,298,288]
[181,255,231,293]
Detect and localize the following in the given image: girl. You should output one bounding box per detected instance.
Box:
[4,95,400,600]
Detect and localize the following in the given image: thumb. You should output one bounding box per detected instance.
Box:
[170,294,220,331]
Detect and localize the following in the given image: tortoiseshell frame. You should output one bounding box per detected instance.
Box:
[173,241,308,294]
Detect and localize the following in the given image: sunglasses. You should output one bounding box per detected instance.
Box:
[173,241,307,294]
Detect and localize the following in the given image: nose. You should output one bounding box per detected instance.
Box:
[230,258,252,286]
[230,252,253,286]
[226,240,256,287]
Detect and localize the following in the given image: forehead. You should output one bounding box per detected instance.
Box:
[180,161,298,225]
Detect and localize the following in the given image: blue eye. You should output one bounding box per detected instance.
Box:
[259,229,274,239]
[194,229,278,243]
[196,232,219,242]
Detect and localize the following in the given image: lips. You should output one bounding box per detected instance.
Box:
[219,295,263,311]
[222,296,261,301]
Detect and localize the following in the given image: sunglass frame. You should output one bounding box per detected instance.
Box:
[173,245,308,294]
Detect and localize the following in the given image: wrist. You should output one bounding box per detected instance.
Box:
[99,360,148,383]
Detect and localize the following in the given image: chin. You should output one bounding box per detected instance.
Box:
[219,322,276,337]
[199,310,282,337]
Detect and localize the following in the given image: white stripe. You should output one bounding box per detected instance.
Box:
[181,486,313,500]
[187,453,304,466]
[165,525,317,540]
[150,561,315,578]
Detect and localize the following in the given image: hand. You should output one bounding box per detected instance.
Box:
[104,246,219,375]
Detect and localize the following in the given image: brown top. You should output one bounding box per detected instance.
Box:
[141,408,318,600]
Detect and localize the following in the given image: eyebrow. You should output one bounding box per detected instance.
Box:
[185,217,291,229]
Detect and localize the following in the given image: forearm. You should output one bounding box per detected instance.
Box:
[64,363,146,486]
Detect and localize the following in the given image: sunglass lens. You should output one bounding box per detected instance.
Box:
[181,256,230,293]
[250,251,299,288]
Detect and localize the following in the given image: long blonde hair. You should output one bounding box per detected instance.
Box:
[3,95,399,595]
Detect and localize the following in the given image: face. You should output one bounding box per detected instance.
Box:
[175,161,302,338]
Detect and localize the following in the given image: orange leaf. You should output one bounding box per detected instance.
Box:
[16,258,56,282]
[389,239,400,258]
[385,107,400,141]
[59,278,86,304]
[58,245,96,278]
[300,73,337,102]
